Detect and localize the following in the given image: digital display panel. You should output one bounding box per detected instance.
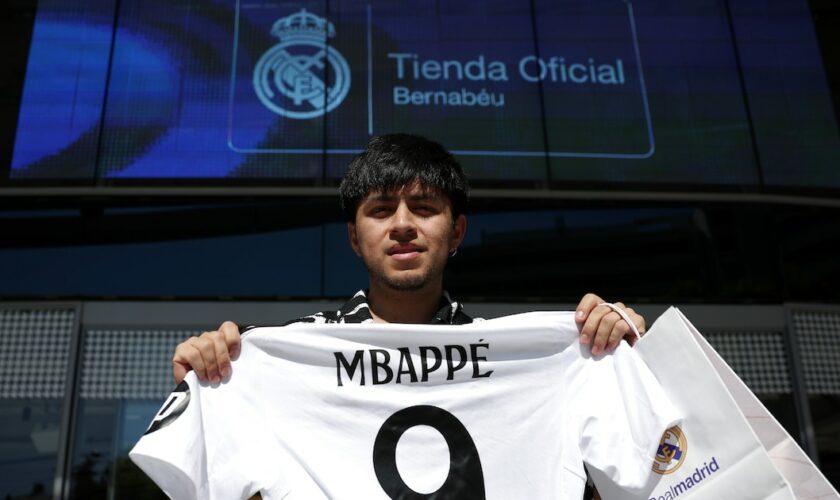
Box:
[6,0,840,189]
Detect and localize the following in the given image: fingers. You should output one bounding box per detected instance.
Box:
[579,300,647,355]
[623,307,646,347]
[172,337,206,383]
[220,321,241,360]
[586,304,620,355]
[172,360,189,385]
[210,331,232,381]
[575,293,604,346]
[171,323,239,384]
[604,302,632,352]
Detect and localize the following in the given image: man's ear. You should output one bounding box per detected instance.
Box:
[450,214,467,252]
[347,222,361,256]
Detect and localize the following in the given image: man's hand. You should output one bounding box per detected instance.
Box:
[575,293,646,355]
[172,321,241,384]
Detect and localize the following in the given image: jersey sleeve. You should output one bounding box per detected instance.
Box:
[129,342,291,499]
[566,341,681,492]
[129,375,210,499]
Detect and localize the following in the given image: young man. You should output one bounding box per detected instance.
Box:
[171,133,646,385]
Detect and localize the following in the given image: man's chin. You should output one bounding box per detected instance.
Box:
[381,271,430,292]
[384,277,428,292]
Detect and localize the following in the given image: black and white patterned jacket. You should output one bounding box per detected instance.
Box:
[283,289,475,325]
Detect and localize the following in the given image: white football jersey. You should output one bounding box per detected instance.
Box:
[130,311,680,500]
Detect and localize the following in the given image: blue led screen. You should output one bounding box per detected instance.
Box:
[8,0,840,188]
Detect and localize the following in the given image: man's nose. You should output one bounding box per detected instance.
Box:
[390,202,417,239]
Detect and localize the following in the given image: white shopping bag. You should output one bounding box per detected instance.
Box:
[589,306,799,500]
[680,308,839,500]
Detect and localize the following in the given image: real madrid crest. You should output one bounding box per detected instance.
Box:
[253,9,351,119]
[652,425,688,475]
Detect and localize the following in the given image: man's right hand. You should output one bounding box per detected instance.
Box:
[172,321,241,384]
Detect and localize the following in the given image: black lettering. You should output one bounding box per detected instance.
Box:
[420,346,442,382]
[396,347,419,383]
[445,345,467,381]
[470,343,493,379]
[144,381,191,435]
[335,350,365,387]
[337,345,494,387]
[371,349,393,385]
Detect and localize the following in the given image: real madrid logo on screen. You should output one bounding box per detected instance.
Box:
[653,425,688,475]
[253,8,351,119]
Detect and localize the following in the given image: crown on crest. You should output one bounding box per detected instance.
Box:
[271,8,336,41]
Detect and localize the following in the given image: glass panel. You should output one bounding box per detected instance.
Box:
[68,327,193,498]
[67,399,167,499]
[446,206,783,302]
[68,399,116,498]
[323,222,369,298]
[0,308,75,499]
[793,308,840,488]
[778,207,840,303]
[810,394,840,489]
[0,226,324,298]
[0,399,64,499]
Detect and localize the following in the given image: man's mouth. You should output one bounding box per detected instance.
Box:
[387,244,424,260]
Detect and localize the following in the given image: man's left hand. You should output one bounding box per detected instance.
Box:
[575,293,646,355]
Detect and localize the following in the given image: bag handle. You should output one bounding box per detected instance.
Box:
[598,302,642,340]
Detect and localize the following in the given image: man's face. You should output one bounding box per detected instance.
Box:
[348,182,466,292]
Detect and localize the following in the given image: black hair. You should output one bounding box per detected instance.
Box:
[339,133,469,222]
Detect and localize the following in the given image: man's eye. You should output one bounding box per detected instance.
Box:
[415,206,437,215]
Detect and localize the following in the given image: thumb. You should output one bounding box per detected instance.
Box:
[172,362,190,385]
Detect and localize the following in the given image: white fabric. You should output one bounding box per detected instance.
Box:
[130,311,680,500]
